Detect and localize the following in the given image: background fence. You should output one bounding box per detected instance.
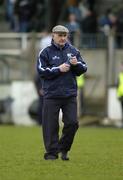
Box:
[0,32,123,124]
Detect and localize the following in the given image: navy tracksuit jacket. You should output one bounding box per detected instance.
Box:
[37,41,87,98]
[37,40,87,155]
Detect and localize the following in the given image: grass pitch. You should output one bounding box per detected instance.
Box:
[0,125,123,180]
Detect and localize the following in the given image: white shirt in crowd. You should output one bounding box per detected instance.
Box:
[40,34,52,49]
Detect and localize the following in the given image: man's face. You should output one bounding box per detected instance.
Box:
[52,32,68,46]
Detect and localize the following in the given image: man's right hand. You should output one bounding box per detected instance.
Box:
[59,63,70,72]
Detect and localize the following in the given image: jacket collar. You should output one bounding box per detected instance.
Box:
[51,39,70,50]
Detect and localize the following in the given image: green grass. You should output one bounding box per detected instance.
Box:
[0,125,123,180]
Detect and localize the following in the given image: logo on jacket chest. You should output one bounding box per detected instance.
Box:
[52,56,60,60]
[67,53,73,58]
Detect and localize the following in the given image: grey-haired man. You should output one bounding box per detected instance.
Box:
[37,25,87,160]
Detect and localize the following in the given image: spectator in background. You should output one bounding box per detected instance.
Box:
[115,8,123,48]
[29,29,49,124]
[81,9,98,48]
[5,0,17,31]
[67,1,82,24]
[39,30,52,49]
[34,73,43,125]
[81,9,97,34]
[30,0,45,32]
[32,29,52,125]
[0,0,4,5]
[87,0,96,11]
[65,13,80,45]
[76,74,85,118]
[98,8,116,36]
[78,0,88,21]
[28,73,43,125]
[117,62,123,127]
[14,0,36,32]
[36,30,52,123]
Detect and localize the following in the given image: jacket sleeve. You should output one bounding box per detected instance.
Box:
[71,50,87,76]
[37,49,61,79]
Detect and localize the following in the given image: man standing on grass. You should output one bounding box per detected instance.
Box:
[37,25,87,160]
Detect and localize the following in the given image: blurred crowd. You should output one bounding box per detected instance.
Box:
[0,0,123,47]
[1,0,46,32]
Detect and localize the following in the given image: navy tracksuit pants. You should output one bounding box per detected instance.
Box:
[42,97,79,155]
